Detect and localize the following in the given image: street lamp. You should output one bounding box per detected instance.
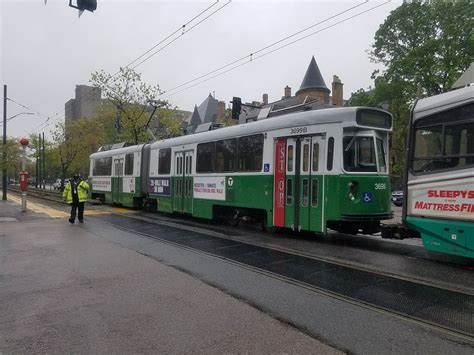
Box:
[2,109,34,201]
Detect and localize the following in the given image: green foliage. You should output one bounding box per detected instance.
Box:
[351,0,472,176]
[51,118,105,180]
[0,138,26,181]
[90,67,181,144]
[370,0,473,96]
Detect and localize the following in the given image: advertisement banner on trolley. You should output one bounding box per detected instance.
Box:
[408,177,474,221]
[273,139,286,227]
[149,177,170,196]
[91,177,112,192]
[193,176,226,201]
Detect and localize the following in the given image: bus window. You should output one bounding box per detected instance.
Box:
[411,103,474,173]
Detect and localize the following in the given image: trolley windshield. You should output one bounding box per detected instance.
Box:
[343,134,386,173]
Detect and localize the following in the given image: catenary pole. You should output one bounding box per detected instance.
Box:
[2,85,7,200]
[38,133,41,188]
[36,141,39,188]
[42,132,45,189]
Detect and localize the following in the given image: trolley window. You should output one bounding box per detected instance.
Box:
[327,137,334,171]
[286,178,293,205]
[302,143,310,172]
[301,179,309,207]
[197,142,216,173]
[238,134,264,172]
[312,142,319,172]
[93,157,112,176]
[343,136,377,172]
[376,139,386,173]
[216,138,238,172]
[158,148,171,175]
[124,153,134,176]
[311,179,318,207]
[287,145,294,172]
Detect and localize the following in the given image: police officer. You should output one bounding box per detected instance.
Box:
[63,174,90,223]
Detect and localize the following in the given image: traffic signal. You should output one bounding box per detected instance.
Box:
[69,0,97,12]
[231,97,242,120]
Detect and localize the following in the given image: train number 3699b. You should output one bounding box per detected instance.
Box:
[289,127,308,135]
[374,183,387,190]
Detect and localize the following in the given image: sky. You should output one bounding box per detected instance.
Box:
[1,0,400,140]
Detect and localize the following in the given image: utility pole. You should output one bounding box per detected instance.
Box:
[2,85,7,201]
[42,132,45,189]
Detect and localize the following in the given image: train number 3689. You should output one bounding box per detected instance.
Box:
[374,183,386,190]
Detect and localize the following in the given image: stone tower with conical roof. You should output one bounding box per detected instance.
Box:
[295,56,330,104]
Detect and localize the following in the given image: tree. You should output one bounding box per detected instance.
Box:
[0,138,26,183]
[370,0,473,97]
[90,67,180,144]
[52,118,105,185]
[351,1,473,176]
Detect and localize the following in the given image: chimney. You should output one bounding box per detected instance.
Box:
[332,75,343,107]
[262,93,268,105]
[217,101,226,120]
[284,85,292,98]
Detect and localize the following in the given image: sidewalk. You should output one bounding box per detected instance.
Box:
[0,199,339,353]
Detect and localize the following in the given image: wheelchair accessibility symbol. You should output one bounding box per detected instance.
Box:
[363,192,373,203]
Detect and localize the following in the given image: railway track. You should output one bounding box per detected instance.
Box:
[8,186,473,271]
[8,186,63,202]
[90,212,474,341]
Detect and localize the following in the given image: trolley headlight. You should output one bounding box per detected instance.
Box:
[348,181,357,201]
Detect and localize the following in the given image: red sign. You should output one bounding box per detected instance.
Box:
[19,137,29,147]
[273,139,286,227]
[20,171,29,191]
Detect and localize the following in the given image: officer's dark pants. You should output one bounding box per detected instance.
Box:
[70,195,84,222]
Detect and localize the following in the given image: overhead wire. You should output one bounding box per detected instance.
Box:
[163,1,390,99]
[161,0,368,96]
[131,0,231,70]
[4,97,59,135]
[47,0,230,128]
[119,0,221,72]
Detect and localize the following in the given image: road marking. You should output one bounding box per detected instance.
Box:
[8,195,69,218]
